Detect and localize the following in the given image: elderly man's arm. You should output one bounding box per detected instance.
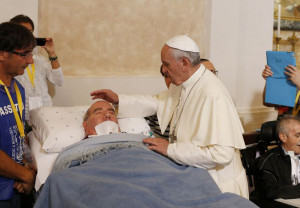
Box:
[90,89,158,116]
[90,89,120,104]
[166,143,235,169]
[142,138,234,169]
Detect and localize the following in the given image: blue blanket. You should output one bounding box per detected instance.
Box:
[34,133,257,208]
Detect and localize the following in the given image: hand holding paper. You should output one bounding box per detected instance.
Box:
[284,65,300,88]
[265,51,297,107]
[262,65,273,80]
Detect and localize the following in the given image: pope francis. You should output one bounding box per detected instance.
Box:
[90,35,249,199]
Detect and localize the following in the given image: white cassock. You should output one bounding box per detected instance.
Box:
[117,64,249,198]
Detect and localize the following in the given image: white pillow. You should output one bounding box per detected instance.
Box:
[29,106,150,153]
[118,118,151,135]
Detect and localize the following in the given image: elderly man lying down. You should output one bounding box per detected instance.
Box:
[34,101,257,208]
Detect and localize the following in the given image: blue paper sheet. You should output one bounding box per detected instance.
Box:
[265,51,297,107]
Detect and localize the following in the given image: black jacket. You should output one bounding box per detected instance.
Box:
[254,146,300,199]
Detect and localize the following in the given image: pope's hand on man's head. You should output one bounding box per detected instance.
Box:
[90,89,119,105]
[143,138,169,156]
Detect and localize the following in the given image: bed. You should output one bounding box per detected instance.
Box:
[28,105,153,191]
[29,106,258,208]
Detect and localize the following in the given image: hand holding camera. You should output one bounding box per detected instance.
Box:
[35,38,57,59]
[35,38,46,46]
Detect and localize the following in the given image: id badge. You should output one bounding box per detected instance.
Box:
[29,96,42,110]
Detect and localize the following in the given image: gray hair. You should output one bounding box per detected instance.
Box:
[170,48,201,66]
[276,115,300,136]
[83,108,90,121]
[83,101,116,122]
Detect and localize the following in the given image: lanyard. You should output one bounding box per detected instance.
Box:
[26,63,35,89]
[0,80,24,138]
[292,91,300,116]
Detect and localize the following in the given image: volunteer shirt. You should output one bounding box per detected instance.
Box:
[15,54,64,121]
[0,79,25,200]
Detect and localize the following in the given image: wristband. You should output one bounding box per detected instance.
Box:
[49,56,58,62]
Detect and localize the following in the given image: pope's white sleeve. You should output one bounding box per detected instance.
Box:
[118,94,158,118]
[167,142,235,169]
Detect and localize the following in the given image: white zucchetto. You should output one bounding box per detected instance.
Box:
[165,35,200,53]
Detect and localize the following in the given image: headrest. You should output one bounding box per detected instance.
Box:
[260,120,278,143]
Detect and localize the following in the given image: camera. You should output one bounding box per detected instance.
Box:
[35,38,46,46]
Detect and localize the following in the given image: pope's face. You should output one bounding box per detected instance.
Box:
[161,45,184,86]
[281,120,300,155]
[83,101,118,136]
[164,77,172,88]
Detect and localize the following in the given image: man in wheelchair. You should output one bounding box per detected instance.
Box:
[254,115,300,200]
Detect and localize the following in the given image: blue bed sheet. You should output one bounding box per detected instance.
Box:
[34,133,257,208]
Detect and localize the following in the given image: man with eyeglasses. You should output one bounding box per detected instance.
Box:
[0,22,36,208]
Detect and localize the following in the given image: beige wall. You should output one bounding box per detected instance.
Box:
[0,0,38,36]
[39,0,207,77]
[274,31,300,67]
[41,0,277,132]
[0,0,278,132]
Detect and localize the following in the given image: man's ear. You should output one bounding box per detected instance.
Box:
[279,133,287,143]
[182,57,190,72]
[0,51,5,62]
[182,57,190,66]
[82,121,87,132]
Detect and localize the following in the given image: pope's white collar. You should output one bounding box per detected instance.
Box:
[182,64,205,90]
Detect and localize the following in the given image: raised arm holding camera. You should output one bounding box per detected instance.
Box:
[9,15,64,125]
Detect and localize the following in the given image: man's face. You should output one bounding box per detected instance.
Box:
[201,60,217,75]
[164,76,172,88]
[281,120,300,155]
[160,65,172,88]
[161,45,184,86]
[83,101,119,136]
[20,23,34,33]
[1,48,34,79]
